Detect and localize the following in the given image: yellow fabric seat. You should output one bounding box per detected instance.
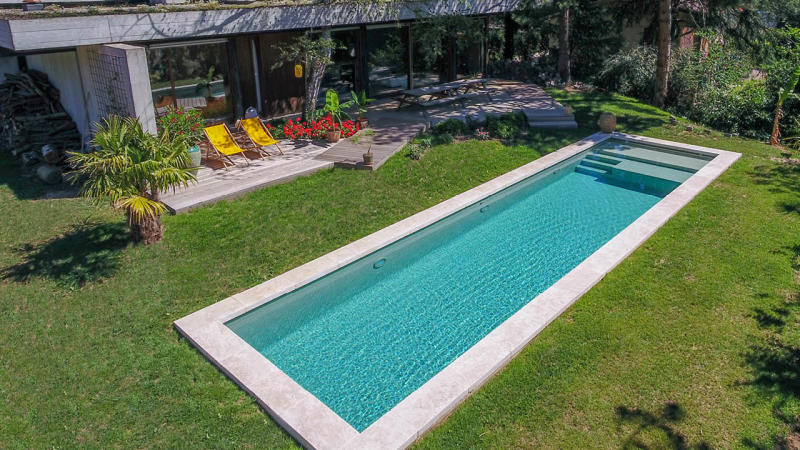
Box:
[238,117,284,155]
[203,123,253,169]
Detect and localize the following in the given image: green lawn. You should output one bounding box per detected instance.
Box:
[1,91,799,448]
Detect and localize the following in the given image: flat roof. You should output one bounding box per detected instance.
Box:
[0,0,518,52]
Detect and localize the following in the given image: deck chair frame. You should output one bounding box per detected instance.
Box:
[235,118,285,156]
[203,123,259,170]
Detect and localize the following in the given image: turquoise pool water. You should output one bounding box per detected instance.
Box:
[227,140,711,431]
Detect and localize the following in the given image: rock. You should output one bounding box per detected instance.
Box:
[21,151,40,167]
[724,133,732,138]
[36,164,62,184]
[685,126,694,132]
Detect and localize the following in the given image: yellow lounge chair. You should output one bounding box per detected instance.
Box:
[203,123,257,169]
[237,117,284,156]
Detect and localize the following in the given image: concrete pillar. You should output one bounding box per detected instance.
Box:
[77,43,157,134]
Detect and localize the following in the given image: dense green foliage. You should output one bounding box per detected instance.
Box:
[595,29,799,140]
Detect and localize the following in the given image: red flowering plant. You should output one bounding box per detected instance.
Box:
[156,106,205,146]
[282,114,360,140]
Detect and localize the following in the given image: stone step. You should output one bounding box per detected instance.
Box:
[528,120,578,129]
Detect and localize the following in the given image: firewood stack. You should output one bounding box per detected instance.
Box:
[0,69,82,184]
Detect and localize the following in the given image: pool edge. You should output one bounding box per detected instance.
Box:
[174,132,741,450]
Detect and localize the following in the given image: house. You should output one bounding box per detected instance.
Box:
[0,0,519,141]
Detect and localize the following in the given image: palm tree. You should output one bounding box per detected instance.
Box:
[69,117,196,244]
[770,64,800,147]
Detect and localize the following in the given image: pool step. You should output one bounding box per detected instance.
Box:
[596,145,708,172]
[585,153,621,165]
[578,157,693,184]
[575,165,608,178]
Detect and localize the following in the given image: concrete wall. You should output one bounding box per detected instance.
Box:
[0,0,520,52]
[25,51,92,140]
[76,44,156,134]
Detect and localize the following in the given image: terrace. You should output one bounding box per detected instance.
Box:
[160,80,576,213]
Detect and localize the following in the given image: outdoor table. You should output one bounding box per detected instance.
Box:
[395,79,491,109]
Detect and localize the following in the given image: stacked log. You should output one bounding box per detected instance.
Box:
[0,70,82,184]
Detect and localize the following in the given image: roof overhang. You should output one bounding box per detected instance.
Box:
[0,0,519,53]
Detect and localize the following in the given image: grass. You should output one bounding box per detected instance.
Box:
[1,90,799,448]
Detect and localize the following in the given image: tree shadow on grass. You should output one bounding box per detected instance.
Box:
[615,402,711,449]
[2,221,130,288]
[741,244,800,447]
[748,160,800,196]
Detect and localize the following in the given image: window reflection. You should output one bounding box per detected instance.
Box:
[147,42,233,120]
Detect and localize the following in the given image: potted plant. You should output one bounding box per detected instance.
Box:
[157,106,205,173]
[349,90,374,128]
[323,90,351,143]
[352,129,376,166]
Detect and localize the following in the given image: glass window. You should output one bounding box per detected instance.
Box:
[411,24,447,88]
[367,25,409,96]
[319,29,359,102]
[455,18,485,79]
[147,41,233,120]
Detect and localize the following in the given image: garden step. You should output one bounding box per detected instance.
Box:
[528,119,578,129]
[578,158,693,184]
[596,144,709,172]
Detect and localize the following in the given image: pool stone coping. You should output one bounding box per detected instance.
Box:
[174,132,740,449]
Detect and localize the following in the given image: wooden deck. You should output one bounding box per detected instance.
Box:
[161,81,576,213]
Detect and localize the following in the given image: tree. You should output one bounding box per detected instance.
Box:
[557,2,571,84]
[653,0,672,107]
[273,32,338,121]
[68,117,196,244]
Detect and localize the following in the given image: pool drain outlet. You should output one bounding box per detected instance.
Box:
[373,258,387,269]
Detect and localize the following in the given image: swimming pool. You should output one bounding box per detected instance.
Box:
[176,133,739,449]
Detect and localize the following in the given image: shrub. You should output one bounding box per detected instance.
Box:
[595,46,657,100]
[686,79,773,139]
[433,119,468,136]
[156,106,204,145]
[406,138,431,160]
[486,112,525,140]
[431,132,454,146]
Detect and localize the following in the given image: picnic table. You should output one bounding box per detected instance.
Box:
[395,78,490,109]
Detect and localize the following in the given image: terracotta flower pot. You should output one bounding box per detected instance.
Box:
[326,129,341,143]
[357,117,369,129]
[598,112,617,133]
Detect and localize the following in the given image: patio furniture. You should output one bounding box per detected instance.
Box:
[395,78,491,109]
[203,123,256,169]
[237,117,284,156]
